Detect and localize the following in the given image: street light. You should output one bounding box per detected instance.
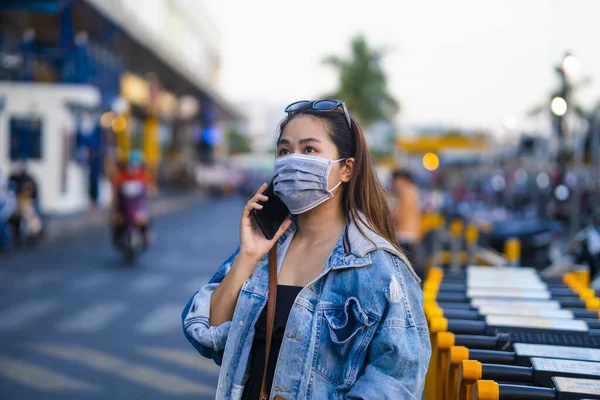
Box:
[550,96,567,116]
[561,54,581,76]
[553,52,579,183]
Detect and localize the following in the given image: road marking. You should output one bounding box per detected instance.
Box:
[137,305,181,334]
[70,272,113,291]
[0,300,58,330]
[33,344,215,395]
[130,274,168,292]
[0,355,100,392]
[137,347,220,375]
[57,301,127,333]
[18,271,58,288]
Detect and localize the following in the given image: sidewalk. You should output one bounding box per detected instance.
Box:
[44,189,205,242]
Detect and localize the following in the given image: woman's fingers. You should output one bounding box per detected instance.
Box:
[255,182,268,197]
[242,183,269,218]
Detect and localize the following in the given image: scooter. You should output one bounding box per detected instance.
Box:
[116,180,149,265]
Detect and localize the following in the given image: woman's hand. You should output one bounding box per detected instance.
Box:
[238,183,292,266]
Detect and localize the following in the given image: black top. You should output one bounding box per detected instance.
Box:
[242,285,303,400]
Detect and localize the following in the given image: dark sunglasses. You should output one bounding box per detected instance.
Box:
[285,100,352,129]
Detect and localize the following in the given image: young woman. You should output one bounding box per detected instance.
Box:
[183,100,430,400]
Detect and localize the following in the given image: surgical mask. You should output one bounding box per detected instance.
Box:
[273,154,345,215]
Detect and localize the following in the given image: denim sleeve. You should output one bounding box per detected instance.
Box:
[182,247,240,366]
[346,256,431,399]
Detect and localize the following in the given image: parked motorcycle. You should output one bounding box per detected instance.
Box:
[115,179,149,265]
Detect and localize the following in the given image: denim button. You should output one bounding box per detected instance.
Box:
[240,321,244,326]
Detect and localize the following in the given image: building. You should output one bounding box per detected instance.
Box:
[236,101,286,154]
[0,0,242,214]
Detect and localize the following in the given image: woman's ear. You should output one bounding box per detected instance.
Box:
[341,158,355,183]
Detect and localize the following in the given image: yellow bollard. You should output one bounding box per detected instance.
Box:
[458,360,482,400]
[586,298,600,311]
[424,291,437,303]
[446,346,470,400]
[574,269,591,288]
[425,317,448,400]
[424,281,440,293]
[436,332,456,400]
[426,267,444,283]
[424,306,443,400]
[471,380,499,400]
[504,237,521,266]
[578,288,595,300]
[425,304,444,324]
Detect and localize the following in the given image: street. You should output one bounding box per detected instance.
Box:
[0,196,245,399]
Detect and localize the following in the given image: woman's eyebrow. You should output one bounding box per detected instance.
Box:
[277,137,322,145]
[299,138,322,145]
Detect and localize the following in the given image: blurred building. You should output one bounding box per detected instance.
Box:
[236,101,286,154]
[0,0,242,214]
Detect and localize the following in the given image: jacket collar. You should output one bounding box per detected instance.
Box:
[278,212,420,282]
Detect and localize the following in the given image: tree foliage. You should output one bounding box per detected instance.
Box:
[322,35,399,127]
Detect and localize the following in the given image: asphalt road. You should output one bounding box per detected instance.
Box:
[0,195,246,400]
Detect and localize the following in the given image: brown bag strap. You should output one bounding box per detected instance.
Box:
[259,245,278,400]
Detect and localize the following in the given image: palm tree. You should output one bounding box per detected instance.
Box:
[322,35,399,127]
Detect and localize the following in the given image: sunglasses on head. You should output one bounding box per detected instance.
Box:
[284,100,352,129]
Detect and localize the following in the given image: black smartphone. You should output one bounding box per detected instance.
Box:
[250,180,290,240]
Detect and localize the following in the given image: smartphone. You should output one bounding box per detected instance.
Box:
[251,180,290,240]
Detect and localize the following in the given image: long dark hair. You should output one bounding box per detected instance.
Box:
[277,107,402,253]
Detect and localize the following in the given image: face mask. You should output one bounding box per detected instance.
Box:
[273,154,345,215]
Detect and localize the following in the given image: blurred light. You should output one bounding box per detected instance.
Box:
[536,172,550,189]
[554,184,570,201]
[502,114,517,130]
[565,172,577,187]
[179,96,199,119]
[551,97,567,116]
[491,175,506,192]
[100,112,114,129]
[515,168,528,185]
[422,153,439,171]
[112,115,128,133]
[562,54,581,76]
[112,96,129,115]
[202,125,223,146]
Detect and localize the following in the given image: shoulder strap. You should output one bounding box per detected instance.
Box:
[259,245,278,400]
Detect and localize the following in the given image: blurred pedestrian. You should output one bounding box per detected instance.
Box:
[391,169,423,279]
[8,158,42,242]
[183,100,430,399]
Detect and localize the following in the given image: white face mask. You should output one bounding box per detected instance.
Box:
[273,154,345,215]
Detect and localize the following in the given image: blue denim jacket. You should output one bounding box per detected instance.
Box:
[182,215,431,399]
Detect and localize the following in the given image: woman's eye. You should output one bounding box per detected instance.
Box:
[304,147,316,154]
[278,148,290,156]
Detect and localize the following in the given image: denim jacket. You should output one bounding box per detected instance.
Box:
[182,214,431,399]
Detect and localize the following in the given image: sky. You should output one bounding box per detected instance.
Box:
[204,0,600,136]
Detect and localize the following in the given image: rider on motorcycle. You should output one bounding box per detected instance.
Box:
[111,150,154,248]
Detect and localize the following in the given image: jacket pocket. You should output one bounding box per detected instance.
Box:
[315,297,379,387]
